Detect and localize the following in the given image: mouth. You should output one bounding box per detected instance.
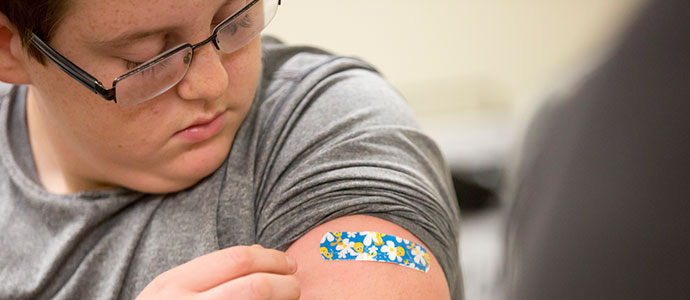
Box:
[174,109,228,143]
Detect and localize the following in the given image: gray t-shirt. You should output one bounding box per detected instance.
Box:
[0,37,462,299]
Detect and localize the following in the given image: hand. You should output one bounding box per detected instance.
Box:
[135,245,300,300]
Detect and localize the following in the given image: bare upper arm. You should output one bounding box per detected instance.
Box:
[286,215,451,300]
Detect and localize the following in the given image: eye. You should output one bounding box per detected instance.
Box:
[125,60,144,70]
[126,58,174,78]
[116,39,169,71]
[122,49,167,71]
[122,54,159,71]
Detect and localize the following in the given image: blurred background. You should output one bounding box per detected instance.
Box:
[264,1,647,299]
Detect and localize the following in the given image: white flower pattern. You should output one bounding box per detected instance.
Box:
[381,241,398,261]
[319,231,431,273]
[412,246,426,266]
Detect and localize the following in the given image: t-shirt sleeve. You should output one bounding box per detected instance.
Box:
[254,58,461,294]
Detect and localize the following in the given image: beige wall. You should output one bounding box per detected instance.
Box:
[264,0,646,120]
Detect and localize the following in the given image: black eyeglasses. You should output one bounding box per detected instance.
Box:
[31,0,280,107]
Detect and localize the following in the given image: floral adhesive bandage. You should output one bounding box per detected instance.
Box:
[319,231,431,273]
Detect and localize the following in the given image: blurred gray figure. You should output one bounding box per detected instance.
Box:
[504,0,690,299]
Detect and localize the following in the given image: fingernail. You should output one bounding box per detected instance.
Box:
[286,255,297,272]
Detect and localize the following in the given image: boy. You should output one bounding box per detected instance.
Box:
[0,0,461,299]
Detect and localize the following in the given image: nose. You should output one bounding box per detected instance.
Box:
[175,43,228,101]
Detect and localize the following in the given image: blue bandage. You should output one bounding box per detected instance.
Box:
[319,231,430,273]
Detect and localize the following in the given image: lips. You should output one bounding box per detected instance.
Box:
[174,110,227,143]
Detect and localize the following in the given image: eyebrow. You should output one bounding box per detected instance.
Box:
[90,26,175,47]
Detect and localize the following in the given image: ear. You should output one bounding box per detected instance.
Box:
[0,11,32,85]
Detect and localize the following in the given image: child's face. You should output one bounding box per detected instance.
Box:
[24,0,262,193]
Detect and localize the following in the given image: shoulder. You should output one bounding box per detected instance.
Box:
[259,35,401,117]
[261,35,376,79]
[253,38,441,190]
[256,36,419,145]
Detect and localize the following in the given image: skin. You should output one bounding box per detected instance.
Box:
[0,0,452,298]
[134,245,301,300]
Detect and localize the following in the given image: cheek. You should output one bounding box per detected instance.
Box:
[88,103,183,165]
[30,66,170,159]
[29,64,112,139]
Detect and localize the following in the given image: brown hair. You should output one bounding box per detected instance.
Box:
[0,0,71,64]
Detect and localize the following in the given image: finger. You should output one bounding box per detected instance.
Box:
[164,245,297,291]
[197,273,301,300]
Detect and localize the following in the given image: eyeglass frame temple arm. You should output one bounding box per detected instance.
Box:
[30,34,116,101]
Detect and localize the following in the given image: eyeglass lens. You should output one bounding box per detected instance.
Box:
[113,0,278,106]
[115,48,193,106]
